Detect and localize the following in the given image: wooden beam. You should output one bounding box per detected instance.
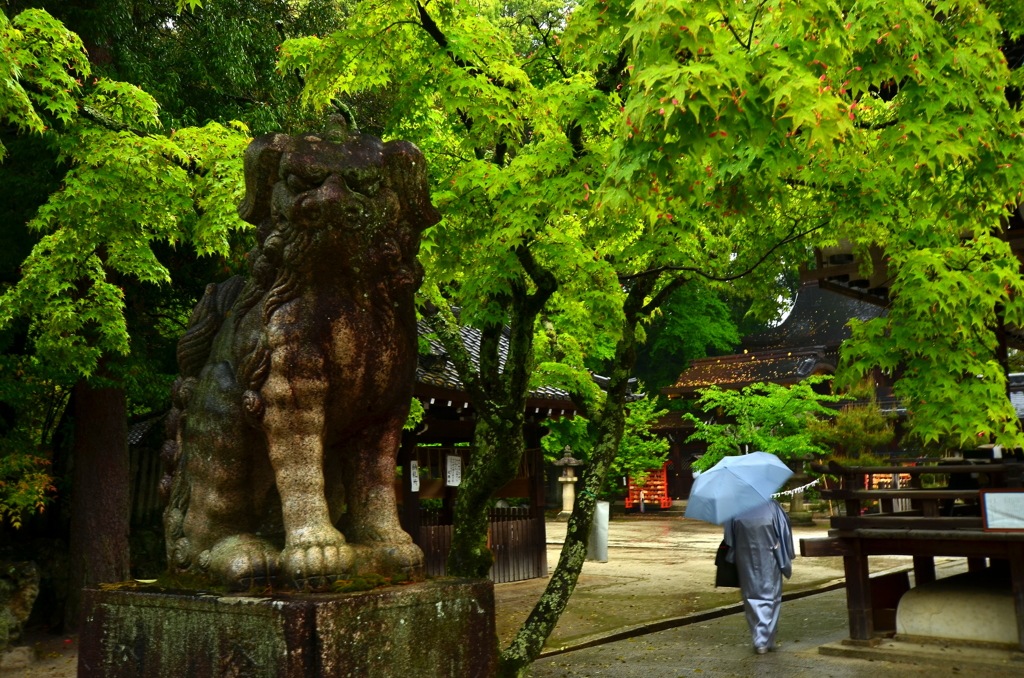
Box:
[856,537,1015,559]
[829,516,983,530]
[821,489,982,500]
[913,556,935,585]
[967,557,987,572]
[800,537,853,557]
[825,462,1021,476]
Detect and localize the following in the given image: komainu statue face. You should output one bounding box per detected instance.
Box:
[161,116,440,590]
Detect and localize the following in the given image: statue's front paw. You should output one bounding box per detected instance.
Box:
[208,535,280,590]
[282,527,354,590]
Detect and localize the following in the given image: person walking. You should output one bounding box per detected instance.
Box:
[722,498,795,654]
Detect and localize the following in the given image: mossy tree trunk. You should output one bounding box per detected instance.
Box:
[495,278,654,677]
[425,247,557,579]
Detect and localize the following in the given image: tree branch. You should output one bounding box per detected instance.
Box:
[640,272,689,316]
[77,105,206,176]
[720,15,749,51]
[595,47,629,95]
[619,220,825,284]
[528,16,569,80]
[514,244,558,316]
[747,1,768,50]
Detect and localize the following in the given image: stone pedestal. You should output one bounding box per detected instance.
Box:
[78,578,495,678]
[896,570,1018,648]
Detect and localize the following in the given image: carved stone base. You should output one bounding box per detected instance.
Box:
[78,578,495,677]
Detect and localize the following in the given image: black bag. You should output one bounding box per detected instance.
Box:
[714,540,741,588]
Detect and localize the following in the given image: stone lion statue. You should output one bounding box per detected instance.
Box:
[160,116,439,590]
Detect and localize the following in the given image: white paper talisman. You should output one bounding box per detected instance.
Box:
[409,460,420,492]
[446,455,462,487]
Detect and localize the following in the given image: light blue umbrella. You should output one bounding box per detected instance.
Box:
[684,452,794,525]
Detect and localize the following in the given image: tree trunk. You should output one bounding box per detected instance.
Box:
[447,416,524,578]
[497,283,647,677]
[497,400,628,677]
[431,256,556,579]
[64,375,130,631]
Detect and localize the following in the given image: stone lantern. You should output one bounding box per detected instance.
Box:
[553,446,583,521]
[784,454,815,526]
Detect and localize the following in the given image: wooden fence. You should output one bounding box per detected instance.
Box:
[418,506,546,583]
[129,443,165,527]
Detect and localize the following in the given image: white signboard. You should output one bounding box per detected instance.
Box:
[446,455,462,487]
[982,490,1024,531]
[409,460,420,492]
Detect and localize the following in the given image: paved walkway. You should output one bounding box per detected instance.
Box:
[530,588,1020,678]
[494,517,947,650]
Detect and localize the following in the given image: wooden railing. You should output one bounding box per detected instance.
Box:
[812,458,1024,525]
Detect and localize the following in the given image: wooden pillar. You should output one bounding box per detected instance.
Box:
[913,556,935,586]
[909,474,922,513]
[1009,542,1024,651]
[843,539,874,642]
[524,420,549,580]
[398,432,420,546]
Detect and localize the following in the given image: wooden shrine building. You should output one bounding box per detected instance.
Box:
[400,320,582,583]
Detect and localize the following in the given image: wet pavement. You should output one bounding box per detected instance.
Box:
[494,517,949,650]
[529,587,1020,678]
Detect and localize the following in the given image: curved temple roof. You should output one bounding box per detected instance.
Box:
[663,281,883,396]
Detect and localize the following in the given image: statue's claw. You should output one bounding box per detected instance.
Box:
[282,527,354,590]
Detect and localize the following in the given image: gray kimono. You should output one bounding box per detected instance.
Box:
[723,499,795,649]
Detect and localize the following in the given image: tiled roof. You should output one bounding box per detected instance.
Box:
[416,321,640,403]
[662,347,834,395]
[742,280,885,351]
[651,411,697,431]
[127,416,163,446]
[416,321,571,401]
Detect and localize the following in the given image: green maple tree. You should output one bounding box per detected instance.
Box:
[687,376,847,471]
[279,0,1024,672]
[2,0,1022,671]
[0,6,255,624]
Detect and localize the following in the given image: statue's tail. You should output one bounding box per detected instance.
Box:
[160,277,245,564]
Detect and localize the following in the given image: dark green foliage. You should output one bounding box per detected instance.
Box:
[633,285,742,405]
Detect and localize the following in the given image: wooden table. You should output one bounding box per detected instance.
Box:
[801,528,1024,649]
[801,459,1024,649]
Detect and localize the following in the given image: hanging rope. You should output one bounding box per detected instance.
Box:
[773,477,821,498]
